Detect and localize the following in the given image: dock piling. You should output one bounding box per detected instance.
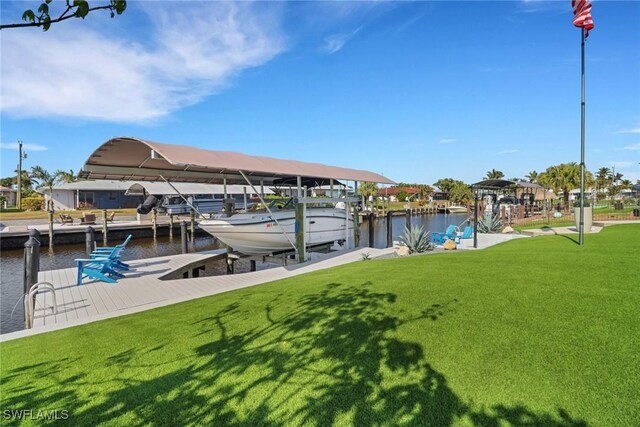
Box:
[250,260,257,272]
[102,209,108,245]
[23,229,40,322]
[152,209,157,240]
[190,209,196,245]
[386,211,393,248]
[168,215,173,240]
[181,221,188,254]
[85,226,95,256]
[226,256,235,274]
[48,211,54,248]
[405,209,411,230]
[368,212,375,248]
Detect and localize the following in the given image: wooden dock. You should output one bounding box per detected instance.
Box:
[2,247,395,341]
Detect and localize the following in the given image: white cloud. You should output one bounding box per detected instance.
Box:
[621,143,640,151]
[617,127,640,134]
[319,26,362,55]
[1,2,285,123]
[498,149,519,154]
[438,138,457,145]
[609,161,636,169]
[0,142,48,151]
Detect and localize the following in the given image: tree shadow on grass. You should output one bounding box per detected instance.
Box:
[1,282,588,426]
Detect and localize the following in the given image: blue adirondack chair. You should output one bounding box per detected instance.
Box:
[454,226,474,243]
[91,234,132,271]
[76,257,125,285]
[77,235,132,285]
[432,225,458,245]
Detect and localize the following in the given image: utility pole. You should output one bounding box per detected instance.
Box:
[17,141,27,209]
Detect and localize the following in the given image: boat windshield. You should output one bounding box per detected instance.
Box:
[267,198,295,210]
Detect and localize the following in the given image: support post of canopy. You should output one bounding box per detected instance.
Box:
[353,181,360,247]
[295,175,306,263]
[243,187,247,210]
[473,189,479,249]
[344,181,349,248]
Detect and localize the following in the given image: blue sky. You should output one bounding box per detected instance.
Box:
[1,0,639,186]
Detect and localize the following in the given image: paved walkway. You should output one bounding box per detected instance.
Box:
[520,220,638,236]
[1,247,395,342]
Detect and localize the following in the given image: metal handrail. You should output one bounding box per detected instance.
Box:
[24,282,57,329]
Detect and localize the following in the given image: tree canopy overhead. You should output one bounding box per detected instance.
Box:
[0,0,127,31]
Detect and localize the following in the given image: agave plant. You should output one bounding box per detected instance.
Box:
[398,225,434,254]
[477,213,502,233]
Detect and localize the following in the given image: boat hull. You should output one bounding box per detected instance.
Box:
[199,208,354,254]
[447,206,467,213]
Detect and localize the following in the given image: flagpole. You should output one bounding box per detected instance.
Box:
[579,27,586,245]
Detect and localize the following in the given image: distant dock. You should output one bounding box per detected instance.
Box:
[0,218,207,250]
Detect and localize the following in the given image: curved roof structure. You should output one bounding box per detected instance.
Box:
[80,137,395,185]
[471,179,543,190]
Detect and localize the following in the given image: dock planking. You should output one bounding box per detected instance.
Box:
[2,247,395,341]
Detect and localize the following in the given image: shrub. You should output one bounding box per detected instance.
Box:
[398,225,434,254]
[23,196,44,211]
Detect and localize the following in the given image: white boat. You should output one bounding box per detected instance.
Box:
[198,199,354,255]
[446,205,467,214]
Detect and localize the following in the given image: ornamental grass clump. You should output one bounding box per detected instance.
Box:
[398,225,434,253]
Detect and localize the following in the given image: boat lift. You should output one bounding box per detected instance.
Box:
[79,137,394,263]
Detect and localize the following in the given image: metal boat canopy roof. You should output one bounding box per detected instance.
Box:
[125,182,274,196]
[80,137,395,185]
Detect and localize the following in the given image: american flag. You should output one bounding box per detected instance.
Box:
[572,0,595,38]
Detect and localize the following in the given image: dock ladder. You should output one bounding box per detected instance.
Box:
[24,282,58,329]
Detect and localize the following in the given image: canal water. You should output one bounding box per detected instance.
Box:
[0,213,466,334]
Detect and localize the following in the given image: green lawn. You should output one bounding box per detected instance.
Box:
[1,225,639,426]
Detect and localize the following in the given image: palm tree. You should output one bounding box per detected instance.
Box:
[30,166,63,211]
[416,184,434,201]
[485,169,504,180]
[357,182,379,211]
[539,163,581,209]
[595,167,611,199]
[525,170,538,183]
[58,169,77,183]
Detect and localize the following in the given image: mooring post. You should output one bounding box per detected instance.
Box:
[102,209,108,245]
[152,209,157,240]
[386,210,393,248]
[250,260,257,272]
[23,229,40,319]
[405,209,411,230]
[181,220,188,254]
[85,226,95,256]
[48,211,54,248]
[368,212,375,248]
[190,209,196,245]
[168,214,173,240]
